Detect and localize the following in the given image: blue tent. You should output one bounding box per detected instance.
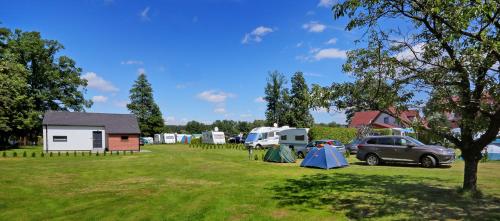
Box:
[485,143,500,160]
[300,146,348,169]
[181,135,192,144]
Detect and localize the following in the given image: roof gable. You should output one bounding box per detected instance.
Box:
[43,112,140,134]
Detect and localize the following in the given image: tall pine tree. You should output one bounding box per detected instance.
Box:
[289,72,313,128]
[127,73,164,136]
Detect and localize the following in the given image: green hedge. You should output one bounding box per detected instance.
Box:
[373,128,392,135]
[309,127,357,144]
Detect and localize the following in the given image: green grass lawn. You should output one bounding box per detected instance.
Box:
[1,144,499,221]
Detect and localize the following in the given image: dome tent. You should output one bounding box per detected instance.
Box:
[300,145,348,169]
[264,145,296,163]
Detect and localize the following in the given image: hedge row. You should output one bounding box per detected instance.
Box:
[309,127,357,144]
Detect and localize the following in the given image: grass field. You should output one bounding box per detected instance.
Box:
[1,144,499,221]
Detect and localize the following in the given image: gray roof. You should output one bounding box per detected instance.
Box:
[43,112,140,134]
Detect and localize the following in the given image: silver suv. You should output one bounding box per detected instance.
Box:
[356,136,455,168]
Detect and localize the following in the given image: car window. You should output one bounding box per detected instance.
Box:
[334,141,343,146]
[377,137,394,145]
[366,138,377,144]
[394,138,408,146]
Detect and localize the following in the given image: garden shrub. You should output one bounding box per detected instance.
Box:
[81,152,85,156]
[49,152,53,157]
[57,152,61,157]
[103,151,107,156]
[372,128,393,135]
[96,152,99,156]
[309,127,357,144]
[23,151,27,157]
[2,152,6,157]
[13,152,18,157]
[41,152,44,157]
[130,150,133,154]
[254,154,258,161]
[74,151,77,157]
[66,152,69,157]
[31,152,36,157]
[116,151,119,155]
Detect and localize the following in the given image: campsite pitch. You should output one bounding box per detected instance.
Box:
[1,144,499,220]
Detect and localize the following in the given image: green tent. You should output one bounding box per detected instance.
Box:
[264,145,296,163]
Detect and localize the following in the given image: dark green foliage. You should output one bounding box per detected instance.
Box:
[264,71,288,126]
[31,152,35,157]
[254,154,258,161]
[103,151,107,156]
[57,152,60,157]
[13,152,17,157]
[40,152,44,157]
[96,152,99,156]
[122,151,126,155]
[66,152,69,157]
[22,151,27,157]
[74,151,77,157]
[185,121,208,134]
[81,152,84,156]
[49,152,53,157]
[289,72,314,128]
[2,151,6,157]
[130,150,133,155]
[116,151,119,155]
[127,73,164,137]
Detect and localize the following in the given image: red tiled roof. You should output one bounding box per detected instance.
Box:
[349,111,380,128]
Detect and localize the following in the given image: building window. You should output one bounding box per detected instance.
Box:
[53,136,67,142]
[280,135,287,140]
[383,117,390,124]
[121,136,129,141]
[295,135,305,141]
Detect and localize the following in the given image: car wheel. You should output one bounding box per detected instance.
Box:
[421,155,437,168]
[366,154,379,166]
[298,151,305,159]
[256,144,262,149]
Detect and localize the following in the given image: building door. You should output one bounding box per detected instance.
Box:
[93,131,103,148]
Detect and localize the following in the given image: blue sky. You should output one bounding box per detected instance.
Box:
[1,0,362,125]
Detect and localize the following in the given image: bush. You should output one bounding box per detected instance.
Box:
[309,127,357,144]
[74,151,77,157]
[31,152,36,158]
[49,152,53,157]
[372,128,393,136]
[130,150,133,155]
[13,152,18,157]
[81,152,85,156]
[2,151,6,157]
[23,151,27,157]
[254,154,258,161]
[57,152,61,157]
[66,152,70,157]
[116,151,120,155]
[41,152,45,157]
[96,152,99,156]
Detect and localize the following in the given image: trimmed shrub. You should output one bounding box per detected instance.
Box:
[41,152,45,157]
[103,151,107,156]
[66,152,70,157]
[122,151,126,155]
[254,154,258,161]
[130,150,133,155]
[57,152,61,157]
[309,127,357,144]
[23,151,27,157]
[31,152,36,158]
[2,152,6,157]
[74,151,77,157]
[81,152,85,156]
[116,151,120,155]
[49,152,53,157]
[96,152,99,156]
[13,152,18,157]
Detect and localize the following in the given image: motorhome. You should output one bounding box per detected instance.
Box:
[163,133,176,144]
[154,134,164,144]
[175,134,187,143]
[245,126,291,149]
[278,128,310,158]
[202,128,226,144]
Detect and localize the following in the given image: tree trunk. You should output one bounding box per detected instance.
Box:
[463,157,479,191]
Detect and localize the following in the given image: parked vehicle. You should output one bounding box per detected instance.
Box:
[345,138,363,154]
[306,140,346,155]
[202,128,226,144]
[228,133,245,143]
[245,126,290,149]
[154,134,164,144]
[278,128,309,158]
[163,133,176,144]
[356,135,456,168]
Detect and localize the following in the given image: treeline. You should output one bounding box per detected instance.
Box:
[164,120,267,135]
[0,27,91,147]
[264,71,314,128]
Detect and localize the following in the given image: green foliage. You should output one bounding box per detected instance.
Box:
[40,152,44,157]
[309,127,357,144]
[96,152,99,156]
[13,152,17,157]
[57,152,61,157]
[185,121,208,134]
[254,154,258,161]
[127,73,164,136]
[31,152,35,158]
[74,151,77,157]
[289,72,314,128]
[66,152,69,157]
[103,151,107,156]
[264,71,288,126]
[2,151,6,157]
[373,129,392,136]
[22,151,27,157]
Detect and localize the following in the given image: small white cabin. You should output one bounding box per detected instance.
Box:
[202,131,226,144]
[163,133,176,144]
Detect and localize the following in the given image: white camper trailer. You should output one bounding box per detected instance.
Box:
[244,125,291,148]
[279,128,310,157]
[154,134,164,144]
[163,133,176,144]
[202,128,226,144]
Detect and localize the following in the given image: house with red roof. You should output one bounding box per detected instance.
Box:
[349,109,420,129]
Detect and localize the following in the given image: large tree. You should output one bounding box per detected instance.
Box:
[289,72,314,128]
[0,27,91,145]
[185,121,207,134]
[127,73,164,136]
[264,71,289,126]
[316,0,499,192]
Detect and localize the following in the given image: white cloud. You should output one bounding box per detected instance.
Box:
[121,60,143,65]
[92,95,108,103]
[318,0,334,8]
[113,100,128,108]
[137,68,146,75]
[242,26,274,44]
[197,90,235,103]
[140,6,150,21]
[302,21,326,33]
[254,96,266,103]
[314,48,347,60]
[396,42,426,61]
[214,107,226,114]
[325,38,337,45]
[165,116,188,125]
[82,72,119,92]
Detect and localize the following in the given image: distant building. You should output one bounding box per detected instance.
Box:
[42,112,140,152]
[349,109,419,129]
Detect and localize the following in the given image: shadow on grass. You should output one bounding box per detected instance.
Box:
[270,173,500,220]
[352,161,453,169]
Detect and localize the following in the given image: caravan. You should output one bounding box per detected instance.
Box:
[154,134,164,144]
[202,128,226,144]
[278,128,310,158]
[163,133,176,144]
[244,126,291,149]
[175,134,187,143]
